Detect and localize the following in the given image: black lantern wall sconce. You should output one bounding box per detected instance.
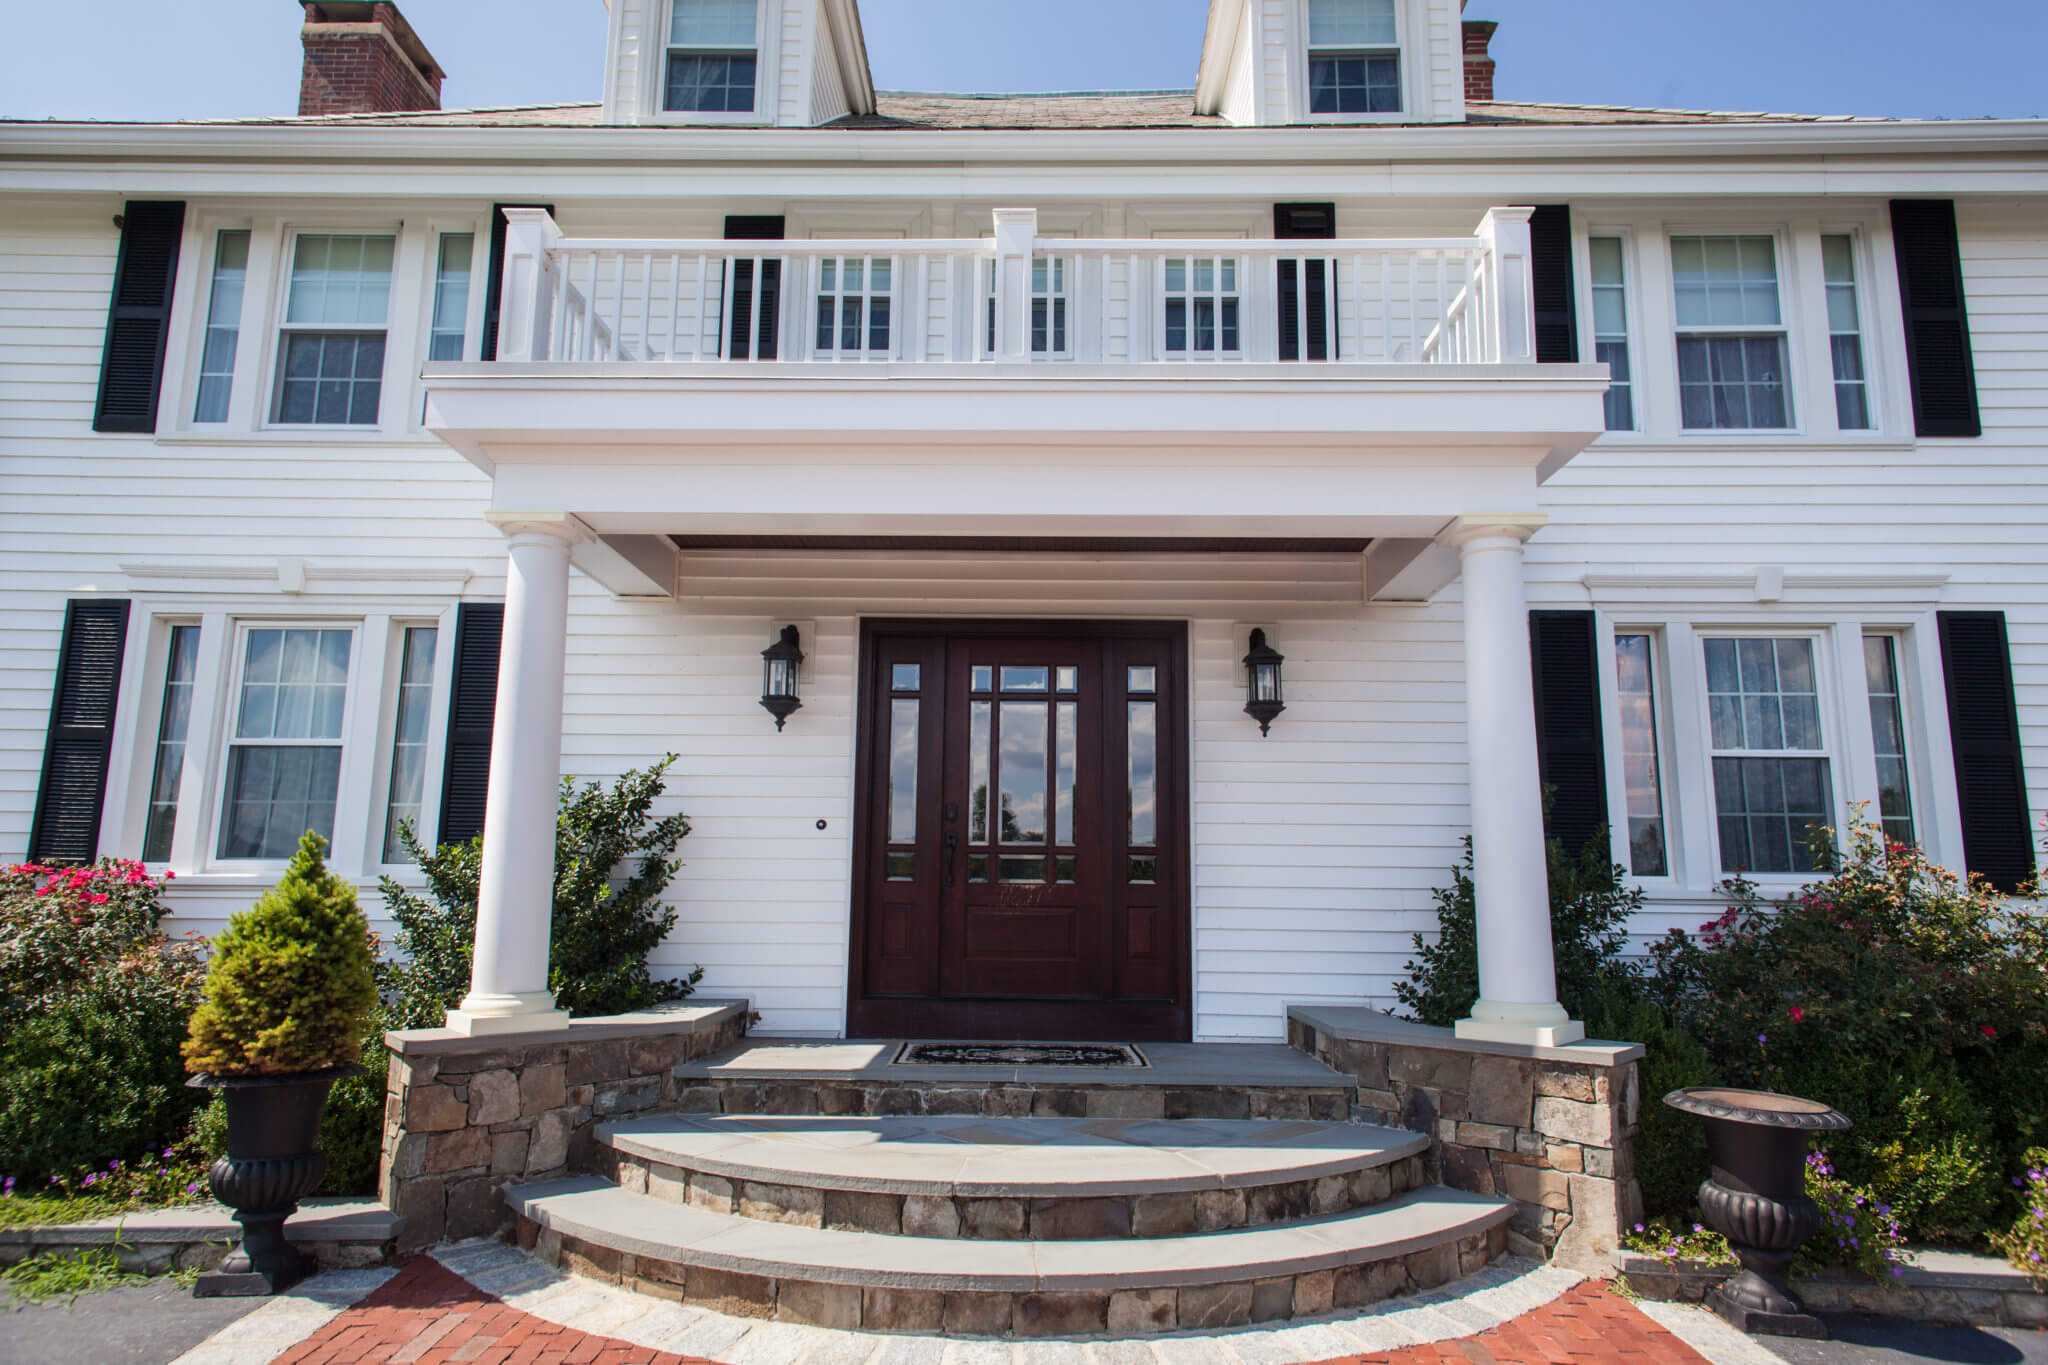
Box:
[760,625,804,730]
[1243,628,1285,736]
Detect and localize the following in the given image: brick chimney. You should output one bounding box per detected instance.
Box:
[1462,19,1498,103]
[298,2,446,117]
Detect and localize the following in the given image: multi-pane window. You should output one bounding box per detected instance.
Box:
[985,257,1069,356]
[193,230,249,422]
[1822,235,1872,430]
[665,0,757,113]
[142,625,201,862]
[1613,634,1668,876]
[1162,258,1240,356]
[1672,235,1792,430]
[1306,0,1401,114]
[1863,635,1916,847]
[274,233,394,426]
[813,257,892,357]
[1705,636,1833,873]
[1588,236,1634,431]
[219,627,352,860]
[382,626,438,863]
[427,233,474,363]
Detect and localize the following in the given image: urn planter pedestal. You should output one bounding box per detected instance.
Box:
[1664,1086,1851,1340]
[188,1065,362,1297]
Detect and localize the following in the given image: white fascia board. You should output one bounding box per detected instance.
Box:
[422,362,1607,460]
[4,116,2047,174]
[481,451,1543,540]
[1194,0,1248,115]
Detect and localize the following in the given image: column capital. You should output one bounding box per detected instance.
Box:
[1439,513,1548,550]
[482,509,593,545]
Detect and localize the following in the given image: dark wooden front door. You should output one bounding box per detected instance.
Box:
[850,620,1189,1041]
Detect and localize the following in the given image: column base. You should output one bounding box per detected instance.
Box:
[1455,999,1586,1048]
[445,991,572,1036]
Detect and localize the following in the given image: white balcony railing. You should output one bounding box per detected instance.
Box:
[489,206,1537,370]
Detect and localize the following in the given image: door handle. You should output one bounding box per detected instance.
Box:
[944,831,958,887]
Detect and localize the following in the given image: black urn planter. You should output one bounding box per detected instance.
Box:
[187,1064,363,1297]
[1664,1086,1852,1339]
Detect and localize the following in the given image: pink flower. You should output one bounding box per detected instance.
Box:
[1981,1024,1998,1039]
[1789,1006,1805,1023]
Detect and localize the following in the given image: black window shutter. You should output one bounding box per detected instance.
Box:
[725,214,785,361]
[480,203,555,361]
[1529,204,1578,364]
[1528,609,1609,857]
[1891,199,1982,438]
[437,602,504,847]
[92,201,184,433]
[1937,611,2033,891]
[28,600,132,864]
[1275,203,1336,363]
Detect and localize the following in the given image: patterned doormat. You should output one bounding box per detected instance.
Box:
[892,1042,1149,1068]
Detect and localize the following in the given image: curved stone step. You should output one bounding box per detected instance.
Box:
[511,1177,1512,1336]
[599,1113,1429,1238]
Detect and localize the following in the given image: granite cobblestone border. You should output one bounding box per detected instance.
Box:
[1288,1006,1645,1273]
[605,1147,1429,1239]
[378,1000,749,1251]
[667,1075,1353,1121]
[515,1213,1508,1336]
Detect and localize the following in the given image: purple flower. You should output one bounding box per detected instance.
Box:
[1758,1033,1769,1044]
[1893,1267,1906,1278]
[2,1177,13,1195]
[1633,1223,1645,1233]
[185,1182,200,1194]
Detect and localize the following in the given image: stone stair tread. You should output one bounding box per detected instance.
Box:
[600,1113,1428,1197]
[511,1177,1510,1292]
[672,1040,1351,1089]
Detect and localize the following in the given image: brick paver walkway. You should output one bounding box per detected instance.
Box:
[1310,1283,1713,1364]
[273,1259,1712,1365]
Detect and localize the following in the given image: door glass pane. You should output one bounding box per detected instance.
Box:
[1055,666,1078,693]
[887,698,918,844]
[1055,701,1077,845]
[1001,666,1049,692]
[1128,700,1157,847]
[886,852,915,880]
[1000,856,1048,883]
[969,700,991,842]
[998,701,1048,843]
[1128,666,1156,694]
[1130,856,1158,883]
[971,666,993,693]
[891,663,920,691]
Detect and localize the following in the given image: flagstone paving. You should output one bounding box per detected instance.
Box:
[158,1243,1766,1365]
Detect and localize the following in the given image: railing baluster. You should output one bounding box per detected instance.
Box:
[549,252,570,362]
[665,253,681,361]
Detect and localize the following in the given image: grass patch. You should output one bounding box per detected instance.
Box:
[1,1246,147,1305]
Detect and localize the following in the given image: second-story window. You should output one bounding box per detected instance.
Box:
[666,0,757,114]
[1822,235,1873,430]
[1307,0,1402,115]
[1588,236,1635,431]
[194,230,249,422]
[1671,234,1792,431]
[274,233,393,426]
[1163,257,1240,356]
[814,257,892,357]
[985,257,1070,357]
[427,233,474,362]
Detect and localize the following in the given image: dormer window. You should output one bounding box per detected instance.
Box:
[665,0,758,114]
[1307,0,1401,115]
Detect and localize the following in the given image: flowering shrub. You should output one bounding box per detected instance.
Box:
[1991,1149,2048,1287]
[1798,1148,1909,1280]
[1622,1218,1737,1267]
[0,859,207,1188]
[1650,815,2048,1241]
[0,859,176,1006]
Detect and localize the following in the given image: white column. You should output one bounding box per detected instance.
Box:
[445,511,586,1036]
[1444,514,1585,1048]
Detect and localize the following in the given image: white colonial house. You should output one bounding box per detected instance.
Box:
[3,0,2041,1056]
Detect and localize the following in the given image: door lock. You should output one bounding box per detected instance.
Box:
[943,830,958,887]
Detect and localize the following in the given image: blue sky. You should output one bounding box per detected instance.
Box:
[2,0,2041,122]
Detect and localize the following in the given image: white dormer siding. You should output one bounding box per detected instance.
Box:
[1197,0,1466,126]
[600,0,872,126]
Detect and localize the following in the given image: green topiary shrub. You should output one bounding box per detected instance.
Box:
[379,755,701,1027]
[0,859,206,1188]
[183,833,378,1077]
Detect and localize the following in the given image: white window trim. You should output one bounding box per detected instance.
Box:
[1290,0,1414,124]
[1592,608,1961,900]
[649,0,776,126]
[1577,225,1640,432]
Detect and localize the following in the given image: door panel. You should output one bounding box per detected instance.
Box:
[850,620,1188,1040]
